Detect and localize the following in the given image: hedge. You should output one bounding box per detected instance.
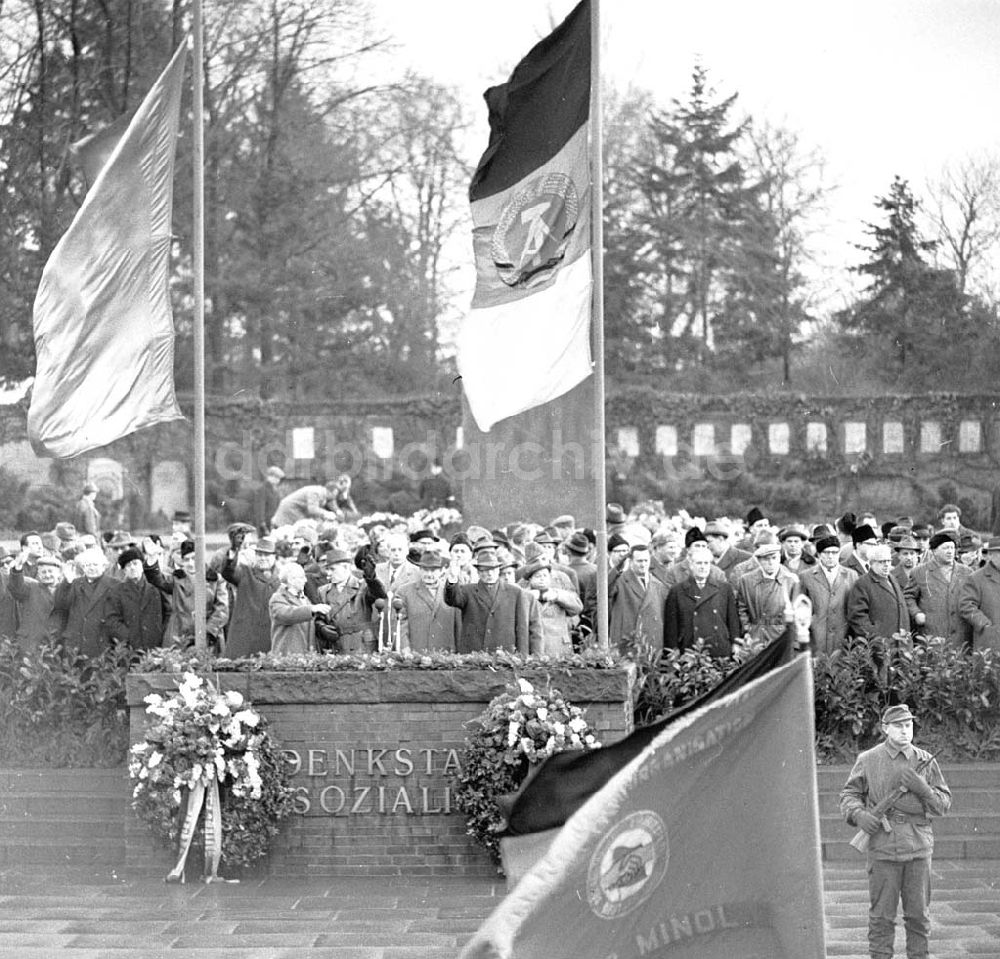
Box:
[2,635,997,768]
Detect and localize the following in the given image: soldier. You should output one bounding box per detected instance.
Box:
[840,704,951,959]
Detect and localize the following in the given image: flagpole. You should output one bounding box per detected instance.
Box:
[590,0,609,649]
[191,0,208,651]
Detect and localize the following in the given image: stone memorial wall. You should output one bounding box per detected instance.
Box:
[4,391,1000,526]
[125,666,636,878]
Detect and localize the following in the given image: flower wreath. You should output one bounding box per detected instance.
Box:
[129,672,295,874]
[454,678,601,865]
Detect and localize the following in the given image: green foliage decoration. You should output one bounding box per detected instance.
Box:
[812,634,1000,762]
[0,637,130,767]
[133,644,622,674]
[632,633,1000,763]
[631,636,767,726]
[453,677,601,866]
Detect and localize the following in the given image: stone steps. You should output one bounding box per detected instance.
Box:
[817,763,1000,861]
[0,769,128,868]
[3,763,999,871]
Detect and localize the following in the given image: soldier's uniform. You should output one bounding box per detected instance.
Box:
[839,705,951,959]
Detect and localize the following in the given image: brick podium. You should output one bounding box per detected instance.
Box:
[125,666,635,877]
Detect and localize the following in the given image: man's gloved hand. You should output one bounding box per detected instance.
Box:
[899,766,933,798]
[853,810,881,836]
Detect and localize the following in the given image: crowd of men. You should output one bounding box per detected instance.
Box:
[2,480,999,661]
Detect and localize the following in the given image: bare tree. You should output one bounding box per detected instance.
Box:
[924,155,1000,298]
[742,119,832,381]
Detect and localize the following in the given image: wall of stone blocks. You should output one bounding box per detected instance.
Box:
[126,668,635,878]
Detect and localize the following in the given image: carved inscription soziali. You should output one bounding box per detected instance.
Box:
[283,747,460,816]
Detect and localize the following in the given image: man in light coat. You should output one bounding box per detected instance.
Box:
[609,544,670,653]
[905,532,971,648]
[797,535,858,655]
[6,550,62,653]
[736,534,800,643]
[959,537,1000,653]
[393,553,460,651]
[269,563,329,656]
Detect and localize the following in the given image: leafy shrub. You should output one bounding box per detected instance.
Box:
[812,634,1000,762]
[634,633,1000,763]
[0,636,131,766]
[631,637,766,725]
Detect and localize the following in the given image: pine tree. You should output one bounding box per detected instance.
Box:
[840,176,965,374]
[630,64,765,367]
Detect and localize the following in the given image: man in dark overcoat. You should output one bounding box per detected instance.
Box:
[104,548,168,653]
[664,541,740,656]
[847,544,910,640]
[221,537,281,657]
[444,548,539,654]
[52,548,115,656]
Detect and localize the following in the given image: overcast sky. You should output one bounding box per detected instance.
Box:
[370,0,1000,313]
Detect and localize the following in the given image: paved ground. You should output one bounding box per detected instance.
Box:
[0,860,996,958]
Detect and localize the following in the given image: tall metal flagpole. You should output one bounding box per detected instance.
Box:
[191,0,208,650]
[590,0,610,649]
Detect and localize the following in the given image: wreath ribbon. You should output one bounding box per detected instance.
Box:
[165,777,229,883]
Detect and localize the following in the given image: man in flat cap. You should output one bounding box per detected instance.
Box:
[736,532,800,642]
[6,547,63,653]
[840,703,950,959]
